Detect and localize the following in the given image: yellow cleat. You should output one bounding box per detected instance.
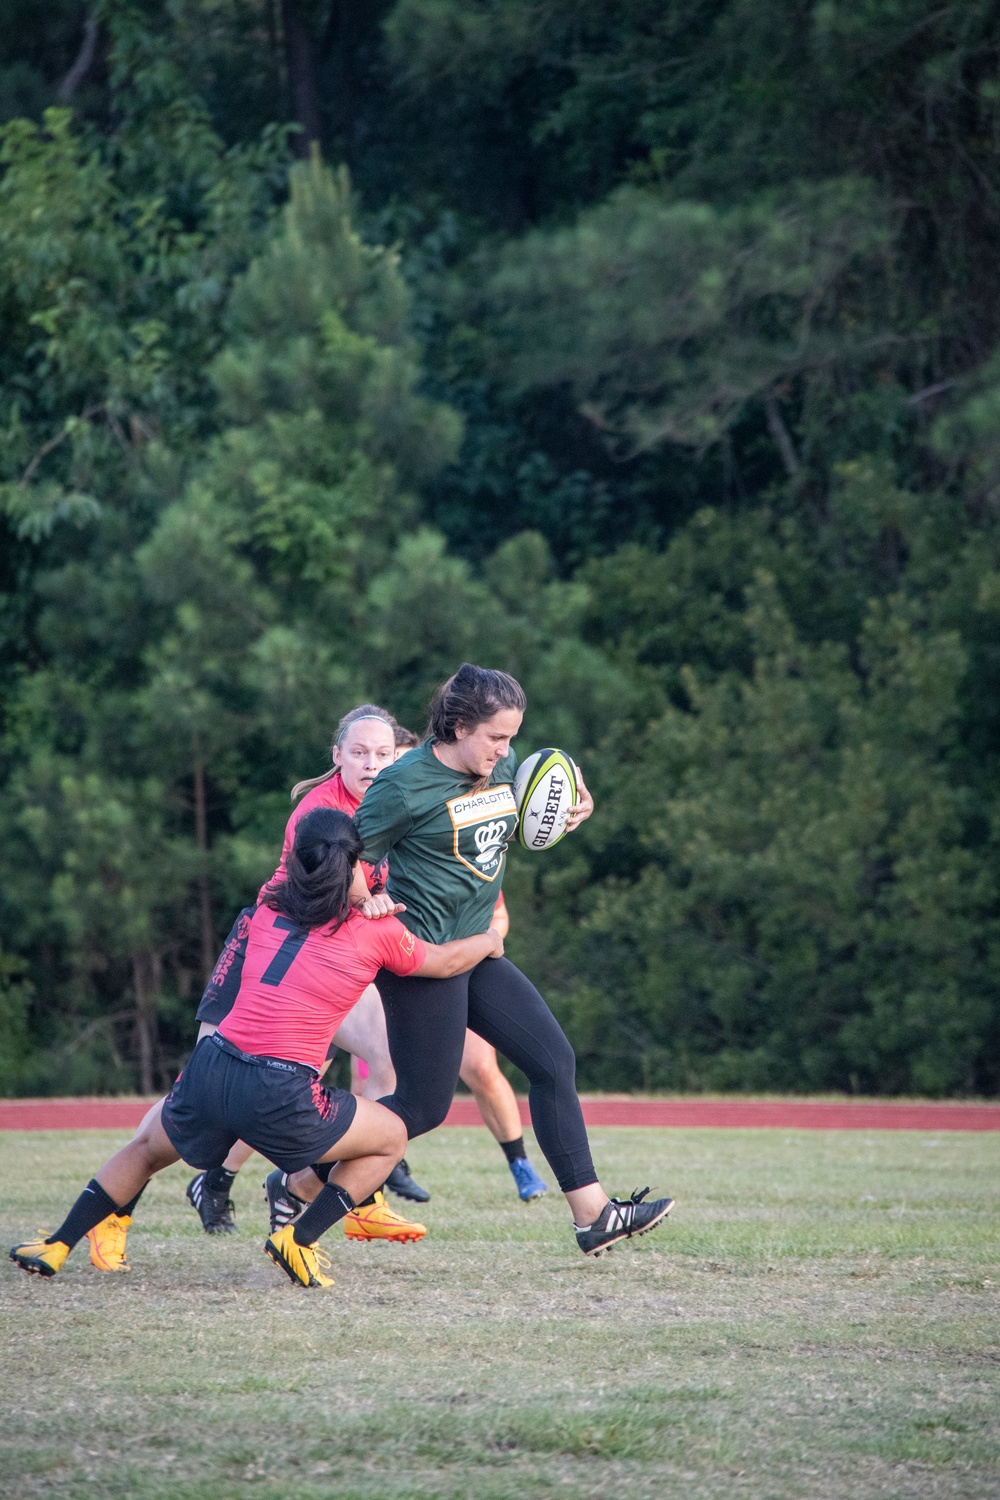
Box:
[9,1236,70,1278]
[86,1213,132,1272]
[343,1190,426,1244]
[264,1224,334,1288]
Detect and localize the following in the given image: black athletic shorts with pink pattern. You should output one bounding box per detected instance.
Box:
[162,1031,358,1173]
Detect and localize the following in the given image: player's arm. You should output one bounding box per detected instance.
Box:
[350,861,405,919]
[354,780,412,867]
[413,926,504,979]
[349,861,371,907]
[352,782,414,917]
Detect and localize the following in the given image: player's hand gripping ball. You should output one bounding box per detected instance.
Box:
[514,749,579,851]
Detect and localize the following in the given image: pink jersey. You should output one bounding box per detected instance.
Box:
[258,772,388,903]
[219,904,427,1071]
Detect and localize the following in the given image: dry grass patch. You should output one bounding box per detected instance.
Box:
[1,1125,998,1499]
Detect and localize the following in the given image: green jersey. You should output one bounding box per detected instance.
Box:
[354,740,519,944]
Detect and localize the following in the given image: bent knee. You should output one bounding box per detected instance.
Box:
[384,1112,408,1157]
[404,1102,451,1139]
[524,1034,577,1088]
[460,1055,501,1093]
[127,1130,173,1174]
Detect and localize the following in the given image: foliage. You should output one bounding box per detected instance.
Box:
[489,177,894,454]
[516,578,996,1095]
[0,0,998,1094]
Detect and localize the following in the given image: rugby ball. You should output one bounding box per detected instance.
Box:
[514,749,578,851]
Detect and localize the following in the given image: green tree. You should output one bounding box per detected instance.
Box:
[2,1,1000,1099]
[508,574,998,1096]
[0,86,285,1090]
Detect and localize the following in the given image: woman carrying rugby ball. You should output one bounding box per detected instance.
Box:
[282,663,674,1258]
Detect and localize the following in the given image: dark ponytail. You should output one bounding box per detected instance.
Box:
[425,664,526,743]
[264,808,362,932]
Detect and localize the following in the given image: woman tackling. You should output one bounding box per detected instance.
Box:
[9,808,503,1288]
[275,663,674,1259]
[178,706,546,1250]
[177,704,426,1249]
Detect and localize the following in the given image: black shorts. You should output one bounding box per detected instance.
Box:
[161,1032,358,1173]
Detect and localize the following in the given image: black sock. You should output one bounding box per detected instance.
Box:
[309,1160,333,1183]
[500,1136,527,1165]
[47,1179,121,1250]
[205,1166,237,1194]
[292,1183,355,1246]
[118,1182,147,1218]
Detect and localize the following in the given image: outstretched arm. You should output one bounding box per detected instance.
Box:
[414,926,504,979]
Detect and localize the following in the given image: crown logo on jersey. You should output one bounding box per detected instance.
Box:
[474,821,507,864]
[446,786,518,881]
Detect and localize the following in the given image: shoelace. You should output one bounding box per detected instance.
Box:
[603,1188,652,1234]
[307,1243,333,1274]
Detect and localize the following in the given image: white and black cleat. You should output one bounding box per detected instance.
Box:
[263,1169,307,1234]
[186,1172,237,1234]
[575,1188,674,1257]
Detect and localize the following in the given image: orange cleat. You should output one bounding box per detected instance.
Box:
[86,1213,132,1271]
[264,1225,334,1288]
[343,1190,426,1243]
[9,1236,70,1277]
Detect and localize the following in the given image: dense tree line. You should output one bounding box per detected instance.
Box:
[1,1,999,1096]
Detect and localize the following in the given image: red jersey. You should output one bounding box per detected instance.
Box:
[219,905,427,1071]
[258,772,389,902]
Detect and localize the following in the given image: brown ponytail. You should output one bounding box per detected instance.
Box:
[424,665,526,744]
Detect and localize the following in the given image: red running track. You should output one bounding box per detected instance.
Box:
[1,1096,998,1132]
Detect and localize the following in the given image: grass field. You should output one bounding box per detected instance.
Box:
[1,1127,998,1500]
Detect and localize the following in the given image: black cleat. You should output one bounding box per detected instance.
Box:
[263,1169,306,1235]
[186,1173,237,1234]
[575,1188,673,1258]
[385,1158,430,1204]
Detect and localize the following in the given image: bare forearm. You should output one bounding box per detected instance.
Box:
[418,928,502,978]
[349,863,371,907]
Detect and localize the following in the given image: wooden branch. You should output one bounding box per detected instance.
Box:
[281,0,322,154]
[764,392,800,479]
[59,1007,136,1055]
[906,379,958,407]
[192,730,216,984]
[58,10,100,104]
[20,404,104,484]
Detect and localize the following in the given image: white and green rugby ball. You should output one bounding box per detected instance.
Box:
[514,749,578,851]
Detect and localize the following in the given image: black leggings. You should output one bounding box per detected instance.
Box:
[375,957,596,1194]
